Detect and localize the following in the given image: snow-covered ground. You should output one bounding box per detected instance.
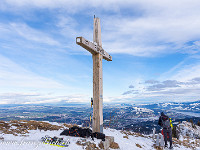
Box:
[0,128,154,150]
[104,129,154,150]
[0,121,200,150]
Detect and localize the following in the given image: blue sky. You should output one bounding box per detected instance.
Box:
[1,0,200,104]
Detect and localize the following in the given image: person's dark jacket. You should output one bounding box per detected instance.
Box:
[158,112,169,127]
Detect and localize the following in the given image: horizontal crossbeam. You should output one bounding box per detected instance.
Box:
[76,37,112,61]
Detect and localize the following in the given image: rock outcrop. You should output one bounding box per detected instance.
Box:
[176,121,200,139]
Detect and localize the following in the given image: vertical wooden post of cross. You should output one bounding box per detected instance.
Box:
[93,17,103,133]
[76,17,112,133]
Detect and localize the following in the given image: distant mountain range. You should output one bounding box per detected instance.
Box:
[136,100,200,113]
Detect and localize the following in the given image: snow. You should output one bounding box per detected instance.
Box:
[0,121,200,150]
[173,106,183,110]
[42,121,61,126]
[0,129,82,150]
[133,107,153,113]
[104,129,154,150]
[179,135,184,141]
[0,128,153,150]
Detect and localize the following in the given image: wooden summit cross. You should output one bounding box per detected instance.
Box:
[76,17,112,133]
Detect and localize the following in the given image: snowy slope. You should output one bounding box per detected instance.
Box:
[104,129,154,150]
[0,128,154,150]
[0,121,200,150]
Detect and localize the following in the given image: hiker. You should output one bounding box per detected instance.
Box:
[158,112,173,149]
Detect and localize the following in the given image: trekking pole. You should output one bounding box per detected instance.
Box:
[90,97,93,128]
[90,114,91,127]
[91,98,93,108]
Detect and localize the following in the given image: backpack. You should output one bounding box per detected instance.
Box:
[93,132,105,141]
[161,116,171,129]
[60,129,70,136]
[60,126,93,138]
[60,126,81,137]
[80,128,92,138]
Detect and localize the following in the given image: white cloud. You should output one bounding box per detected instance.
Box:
[0,54,91,104]
[102,14,200,56]
[171,64,200,82]
[0,54,64,90]
[0,55,93,104]
[0,92,90,104]
[2,0,134,11]
[12,23,60,46]
[120,74,200,103]
[0,22,60,46]
[2,0,200,57]
[159,54,200,82]
[129,85,134,88]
